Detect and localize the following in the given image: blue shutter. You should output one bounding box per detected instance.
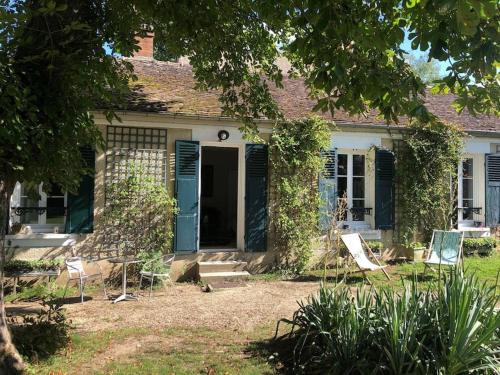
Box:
[319,149,337,232]
[174,140,200,252]
[245,144,268,251]
[375,149,395,230]
[66,147,95,233]
[485,154,500,226]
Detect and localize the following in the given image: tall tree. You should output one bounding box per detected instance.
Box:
[406,54,443,84]
[1,0,498,372]
[0,1,140,372]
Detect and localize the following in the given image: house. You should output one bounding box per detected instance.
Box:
[6,35,500,280]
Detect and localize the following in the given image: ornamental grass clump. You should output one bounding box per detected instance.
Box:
[276,269,499,374]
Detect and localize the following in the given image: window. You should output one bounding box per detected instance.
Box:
[337,153,366,222]
[460,158,474,221]
[12,183,67,232]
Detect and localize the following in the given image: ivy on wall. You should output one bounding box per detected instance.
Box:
[104,164,177,272]
[396,120,464,244]
[269,117,331,273]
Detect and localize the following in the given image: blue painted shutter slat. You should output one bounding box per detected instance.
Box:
[485,154,500,226]
[174,140,200,252]
[319,149,337,232]
[66,147,95,233]
[375,150,395,230]
[245,144,268,252]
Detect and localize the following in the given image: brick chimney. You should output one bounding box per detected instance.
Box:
[134,32,154,58]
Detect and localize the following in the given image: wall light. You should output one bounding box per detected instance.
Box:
[218,130,229,141]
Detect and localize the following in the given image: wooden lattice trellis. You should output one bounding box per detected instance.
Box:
[102,126,168,255]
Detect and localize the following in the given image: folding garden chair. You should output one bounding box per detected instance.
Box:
[63,257,108,303]
[423,230,464,274]
[139,254,175,299]
[340,233,391,284]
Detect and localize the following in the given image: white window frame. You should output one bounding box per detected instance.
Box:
[457,158,474,227]
[337,151,369,228]
[11,182,67,233]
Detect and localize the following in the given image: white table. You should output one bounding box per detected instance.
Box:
[108,257,142,303]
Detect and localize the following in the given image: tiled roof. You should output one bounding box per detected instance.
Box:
[118,57,499,133]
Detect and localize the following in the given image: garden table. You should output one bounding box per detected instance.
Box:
[108,257,142,303]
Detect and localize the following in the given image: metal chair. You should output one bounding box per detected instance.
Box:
[139,254,175,299]
[63,257,107,303]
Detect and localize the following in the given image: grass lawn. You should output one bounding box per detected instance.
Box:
[27,326,275,375]
[20,251,499,374]
[252,251,500,292]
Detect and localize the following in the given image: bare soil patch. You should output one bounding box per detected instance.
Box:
[62,280,320,333]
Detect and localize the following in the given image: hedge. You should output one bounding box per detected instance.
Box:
[463,237,496,256]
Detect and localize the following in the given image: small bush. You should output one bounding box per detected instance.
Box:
[9,296,71,362]
[463,237,496,256]
[276,270,500,374]
[4,259,63,274]
[366,240,384,253]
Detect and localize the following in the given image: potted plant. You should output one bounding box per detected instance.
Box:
[408,242,426,262]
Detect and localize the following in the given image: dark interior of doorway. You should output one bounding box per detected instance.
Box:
[200,146,238,249]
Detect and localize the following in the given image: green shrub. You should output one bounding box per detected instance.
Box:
[463,237,496,256]
[9,296,71,362]
[276,270,500,374]
[4,259,63,274]
[366,241,384,253]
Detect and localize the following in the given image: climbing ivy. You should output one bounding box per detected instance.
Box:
[270,117,331,274]
[104,164,177,273]
[396,120,464,244]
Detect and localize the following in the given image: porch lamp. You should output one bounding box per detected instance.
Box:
[218,130,229,141]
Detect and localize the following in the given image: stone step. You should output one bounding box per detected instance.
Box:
[199,271,251,283]
[197,260,248,274]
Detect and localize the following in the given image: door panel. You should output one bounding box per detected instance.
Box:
[245,144,268,251]
[375,150,395,230]
[174,140,200,252]
[319,149,337,232]
[485,154,500,226]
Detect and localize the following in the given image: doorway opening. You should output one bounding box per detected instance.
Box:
[200,146,238,249]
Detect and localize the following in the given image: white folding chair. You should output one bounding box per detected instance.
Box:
[63,257,107,303]
[340,233,391,284]
[139,254,175,299]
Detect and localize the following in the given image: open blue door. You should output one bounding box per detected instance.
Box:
[245,144,268,251]
[174,140,200,252]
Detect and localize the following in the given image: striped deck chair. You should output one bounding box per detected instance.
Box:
[423,230,464,273]
[340,233,391,284]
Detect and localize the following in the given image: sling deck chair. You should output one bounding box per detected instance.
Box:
[340,233,391,284]
[423,230,464,274]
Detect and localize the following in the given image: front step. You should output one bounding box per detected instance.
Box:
[199,271,251,283]
[198,260,248,273]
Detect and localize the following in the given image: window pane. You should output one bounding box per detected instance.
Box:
[19,196,39,224]
[462,158,473,178]
[337,177,347,198]
[337,154,347,176]
[462,179,473,200]
[47,197,65,224]
[352,200,365,221]
[353,177,364,198]
[353,155,365,176]
[463,200,474,220]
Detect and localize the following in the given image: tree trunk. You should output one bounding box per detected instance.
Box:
[0,180,25,374]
